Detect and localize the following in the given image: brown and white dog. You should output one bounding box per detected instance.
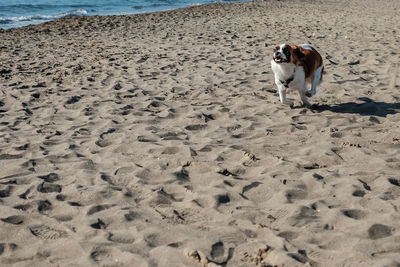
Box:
[271,44,324,107]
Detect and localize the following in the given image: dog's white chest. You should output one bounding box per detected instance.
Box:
[271,60,296,81]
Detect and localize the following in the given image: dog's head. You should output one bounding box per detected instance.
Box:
[272,44,304,64]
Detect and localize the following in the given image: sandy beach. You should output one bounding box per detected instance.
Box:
[1,0,400,265]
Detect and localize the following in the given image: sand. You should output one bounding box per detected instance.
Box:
[0,0,400,266]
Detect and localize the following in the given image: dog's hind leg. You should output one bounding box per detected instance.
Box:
[297,85,310,107]
[307,65,323,97]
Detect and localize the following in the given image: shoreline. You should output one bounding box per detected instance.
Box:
[1,0,247,30]
[1,0,399,266]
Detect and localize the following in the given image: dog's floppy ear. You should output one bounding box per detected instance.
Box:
[294,48,305,59]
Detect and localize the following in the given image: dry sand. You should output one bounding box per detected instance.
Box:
[1,0,400,266]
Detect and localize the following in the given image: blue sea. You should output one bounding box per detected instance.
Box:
[0,0,242,29]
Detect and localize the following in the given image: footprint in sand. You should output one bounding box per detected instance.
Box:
[388,178,400,187]
[368,224,393,240]
[242,181,262,195]
[90,218,107,229]
[210,241,234,264]
[287,250,318,266]
[0,186,13,198]
[107,231,135,244]
[285,189,307,203]
[37,200,52,214]
[288,206,320,227]
[0,243,18,256]
[90,247,112,263]
[1,215,24,225]
[86,204,113,216]
[216,194,230,205]
[37,182,62,193]
[185,124,207,131]
[29,224,68,239]
[352,189,366,197]
[341,209,366,220]
[278,231,299,241]
[13,203,32,211]
[124,211,137,222]
[38,173,60,183]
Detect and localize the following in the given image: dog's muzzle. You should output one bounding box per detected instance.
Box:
[273,52,287,63]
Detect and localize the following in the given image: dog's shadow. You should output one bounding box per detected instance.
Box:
[311,97,400,117]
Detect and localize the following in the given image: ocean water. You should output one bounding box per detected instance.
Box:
[0,0,241,29]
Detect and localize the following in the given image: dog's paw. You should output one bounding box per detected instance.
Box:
[302,101,311,108]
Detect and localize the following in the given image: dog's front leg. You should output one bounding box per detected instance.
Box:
[276,80,294,107]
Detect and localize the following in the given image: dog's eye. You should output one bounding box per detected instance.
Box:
[275,46,279,51]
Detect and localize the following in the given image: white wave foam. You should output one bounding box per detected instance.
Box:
[0,9,88,25]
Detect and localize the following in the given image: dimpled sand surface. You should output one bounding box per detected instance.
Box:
[0,0,400,266]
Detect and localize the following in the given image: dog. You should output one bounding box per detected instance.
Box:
[271,43,324,107]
